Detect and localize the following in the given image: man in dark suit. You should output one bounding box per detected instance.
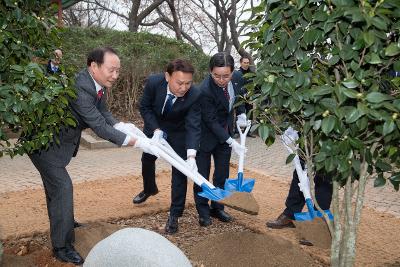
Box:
[194,52,247,227]
[46,49,63,75]
[237,56,256,138]
[29,47,150,265]
[132,59,202,234]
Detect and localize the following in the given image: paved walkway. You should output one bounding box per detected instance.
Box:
[0,136,399,218]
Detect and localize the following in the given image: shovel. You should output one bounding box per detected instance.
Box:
[219,121,259,215]
[118,123,231,201]
[224,120,255,193]
[281,127,333,248]
[156,139,259,214]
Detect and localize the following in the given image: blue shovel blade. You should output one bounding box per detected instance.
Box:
[224,172,255,193]
[198,183,232,201]
[294,199,334,221]
[294,209,334,221]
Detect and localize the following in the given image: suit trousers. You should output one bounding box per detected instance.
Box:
[29,155,75,248]
[141,141,188,217]
[283,170,333,219]
[194,142,232,217]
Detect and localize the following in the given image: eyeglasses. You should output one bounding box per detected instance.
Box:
[211,73,232,81]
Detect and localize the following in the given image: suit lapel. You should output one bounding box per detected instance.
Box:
[156,82,168,115]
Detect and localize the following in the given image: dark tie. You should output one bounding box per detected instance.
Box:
[163,93,175,114]
[223,87,230,102]
[97,88,103,100]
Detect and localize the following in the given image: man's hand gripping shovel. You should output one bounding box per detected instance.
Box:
[281,127,333,248]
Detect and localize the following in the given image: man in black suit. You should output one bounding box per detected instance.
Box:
[46,49,63,75]
[237,56,256,138]
[132,59,202,234]
[194,52,247,227]
[29,47,150,265]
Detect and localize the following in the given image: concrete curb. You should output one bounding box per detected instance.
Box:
[80,131,117,150]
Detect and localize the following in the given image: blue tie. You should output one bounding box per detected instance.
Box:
[163,93,175,115]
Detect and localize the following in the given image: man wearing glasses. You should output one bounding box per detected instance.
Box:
[194,52,247,227]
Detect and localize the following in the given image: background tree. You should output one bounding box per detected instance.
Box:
[64,0,258,59]
[82,0,166,32]
[0,0,76,158]
[246,0,400,266]
[63,0,117,28]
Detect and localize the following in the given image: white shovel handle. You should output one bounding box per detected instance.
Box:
[236,121,251,173]
[152,140,215,189]
[281,128,312,200]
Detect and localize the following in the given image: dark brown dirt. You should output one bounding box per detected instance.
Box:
[220,191,259,215]
[189,231,316,267]
[294,218,332,249]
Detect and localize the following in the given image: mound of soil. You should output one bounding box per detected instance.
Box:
[189,231,316,267]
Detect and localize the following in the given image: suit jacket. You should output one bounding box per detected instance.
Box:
[199,71,245,152]
[30,69,126,167]
[140,73,201,150]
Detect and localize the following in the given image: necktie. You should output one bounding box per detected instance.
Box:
[97,89,103,100]
[223,87,230,102]
[163,93,175,115]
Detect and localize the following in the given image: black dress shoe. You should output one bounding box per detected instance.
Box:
[53,246,84,265]
[133,189,159,204]
[210,209,232,222]
[199,216,212,227]
[165,215,179,234]
[266,212,295,229]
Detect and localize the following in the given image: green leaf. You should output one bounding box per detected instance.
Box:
[10,65,24,72]
[328,55,340,65]
[287,37,297,53]
[341,87,359,98]
[65,117,76,127]
[385,43,400,56]
[363,31,375,48]
[314,152,327,162]
[376,160,392,172]
[321,116,336,134]
[382,120,396,136]
[346,108,363,123]
[390,173,400,182]
[366,53,382,64]
[365,92,393,103]
[342,79,359,89]
[372,17,387,30]
[374,175,386,187]
[258,124,270,141]
[313,119,322,130]
[304,29,320,45]
[286,153,296,164]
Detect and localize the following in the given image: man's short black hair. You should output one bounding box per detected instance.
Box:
[165,59,195,75]
[87,47,118,67]
[209,52,235,72]
[240,56,250,63]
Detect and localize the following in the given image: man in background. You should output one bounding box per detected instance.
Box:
[46,48,63,75]
[237,56,256,138]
